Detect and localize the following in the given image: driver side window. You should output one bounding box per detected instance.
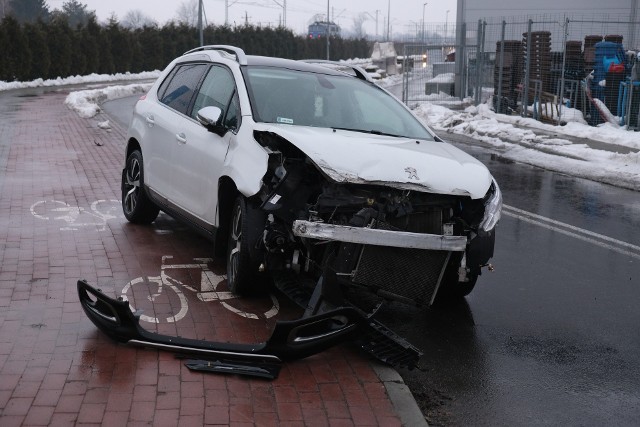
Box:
[192,66,239,132]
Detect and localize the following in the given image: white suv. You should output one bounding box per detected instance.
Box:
[122,45,501,308]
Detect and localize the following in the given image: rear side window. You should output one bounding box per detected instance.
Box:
[157,63,208,115]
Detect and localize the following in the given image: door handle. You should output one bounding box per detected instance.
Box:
[145,115,155,126]
[176,132,187,144]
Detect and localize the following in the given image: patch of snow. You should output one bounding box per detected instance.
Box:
[0,70,160,93]
[64,83,153,118]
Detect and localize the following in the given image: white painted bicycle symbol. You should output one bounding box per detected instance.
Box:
[30,199,122,231]
[121,256,279,323]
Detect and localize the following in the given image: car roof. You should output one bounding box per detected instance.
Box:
[179,47,371,81]
[245,55,346,76]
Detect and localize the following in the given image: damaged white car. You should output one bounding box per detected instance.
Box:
[122,45,502,314]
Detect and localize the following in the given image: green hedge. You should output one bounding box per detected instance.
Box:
[0,16,371,82]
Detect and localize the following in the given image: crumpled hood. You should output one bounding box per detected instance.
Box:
[255,124,493,199]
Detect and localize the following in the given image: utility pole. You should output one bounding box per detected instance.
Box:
[386,0,390,41]
[272,0,286,27]
[326,0,330,59]
[198,0,203,46]
[225,0,239,26]
[422,2,427,44]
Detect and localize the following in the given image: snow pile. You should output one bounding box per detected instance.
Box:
[0,70,161,93]
[414,102,640,190]
[427,73,455,84]
[64,83,152,118]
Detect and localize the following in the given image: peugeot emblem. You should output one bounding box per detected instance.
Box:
[405,167,419,180]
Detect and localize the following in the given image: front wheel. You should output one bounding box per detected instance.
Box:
[122,150,159,224]
[434,258,478,303]
[226,196,266,296]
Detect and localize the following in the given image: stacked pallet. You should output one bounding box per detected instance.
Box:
[493,40,523,113]
[564,40,585,80]
[522,30,552,92]
[583,35,602,74]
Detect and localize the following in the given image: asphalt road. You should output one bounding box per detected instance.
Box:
[104,96,640,426]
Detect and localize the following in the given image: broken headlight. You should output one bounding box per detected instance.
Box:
[479,178,502,233]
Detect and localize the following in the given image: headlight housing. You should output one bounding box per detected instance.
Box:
[479,178,502,233]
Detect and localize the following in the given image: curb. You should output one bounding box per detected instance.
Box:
[373,364,428,427]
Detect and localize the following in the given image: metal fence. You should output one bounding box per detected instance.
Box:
[401,15,640,129]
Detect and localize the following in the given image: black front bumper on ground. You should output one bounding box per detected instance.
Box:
[78,279,421,379]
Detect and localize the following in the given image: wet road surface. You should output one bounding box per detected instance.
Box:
[387,145,640,426]
[104,96,640,426]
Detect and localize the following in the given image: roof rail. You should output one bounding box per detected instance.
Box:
[183,45,248,66]
[299,60,373,83]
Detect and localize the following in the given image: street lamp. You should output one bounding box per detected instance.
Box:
[422,2,427,44]
[445,9,450,43]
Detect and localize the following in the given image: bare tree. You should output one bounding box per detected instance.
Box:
[0,0,11,19]
[352,12,368,39]
[122,9,157,29]
[175,0,199,27]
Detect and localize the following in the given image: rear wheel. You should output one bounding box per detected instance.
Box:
[226,195,266,296]
[122,150,159,224]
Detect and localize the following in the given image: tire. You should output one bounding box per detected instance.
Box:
[122,150,159,224]
[226,195,266,296]
[434,262,478,303]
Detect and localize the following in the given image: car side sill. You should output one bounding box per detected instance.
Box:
[147,186,218,240]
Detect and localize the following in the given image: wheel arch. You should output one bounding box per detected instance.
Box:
[125,138,142,161]
[215,176,239,257]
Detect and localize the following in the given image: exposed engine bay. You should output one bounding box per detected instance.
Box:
[253,130,496,310]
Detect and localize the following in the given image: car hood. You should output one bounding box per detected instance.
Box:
[254,124,493,199]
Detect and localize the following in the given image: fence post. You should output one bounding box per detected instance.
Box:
[459,22,467,99]
[402,45,408,104]
[522,19,533,117]
[480,20,487,103]
[558,17,569,124]
[496,20,506,113]
[474,20,482,105]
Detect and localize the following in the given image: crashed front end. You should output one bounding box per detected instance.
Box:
[253,129,502,309]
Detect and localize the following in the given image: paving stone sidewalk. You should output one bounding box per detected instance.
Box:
[0,90,418,426]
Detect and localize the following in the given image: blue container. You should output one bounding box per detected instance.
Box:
[593,41,626,81]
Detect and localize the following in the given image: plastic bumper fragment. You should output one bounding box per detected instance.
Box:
[77,279,364,376]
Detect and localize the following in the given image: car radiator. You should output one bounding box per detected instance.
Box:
[352,209,452,306]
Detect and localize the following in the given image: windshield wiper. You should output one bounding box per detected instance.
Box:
[331,127,404,138]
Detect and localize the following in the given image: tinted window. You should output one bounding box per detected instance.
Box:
[158,63,208,115]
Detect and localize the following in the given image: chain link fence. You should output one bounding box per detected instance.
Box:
[400,15,640,129]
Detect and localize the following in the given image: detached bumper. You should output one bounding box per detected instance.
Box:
[78,279,420,377]
[292,220,467,251]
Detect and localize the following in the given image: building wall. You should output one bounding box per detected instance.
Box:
[457,0,638,48]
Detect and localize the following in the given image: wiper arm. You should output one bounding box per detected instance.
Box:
[331,127,403,138]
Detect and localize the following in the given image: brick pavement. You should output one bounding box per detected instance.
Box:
[0,90,407,426]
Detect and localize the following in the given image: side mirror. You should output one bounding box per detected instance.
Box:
[196,106,226,136]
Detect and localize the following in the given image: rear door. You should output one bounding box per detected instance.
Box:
[145,63,208,200]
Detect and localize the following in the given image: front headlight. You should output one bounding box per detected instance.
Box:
[479,178,502,232]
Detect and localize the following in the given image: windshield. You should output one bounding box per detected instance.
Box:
[244,66,434,140]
